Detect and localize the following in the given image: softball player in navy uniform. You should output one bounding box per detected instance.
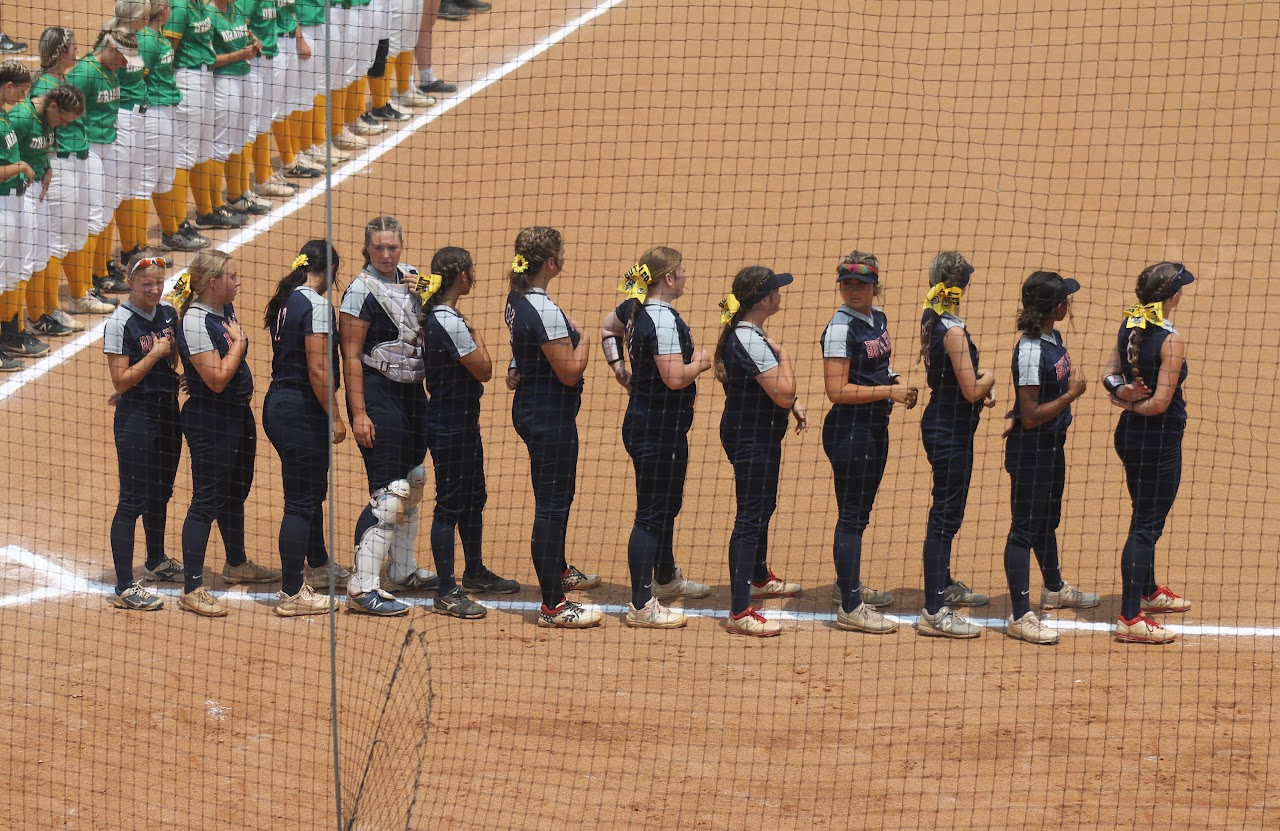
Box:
[599,246,713,629]
[104,252,183,610]
[820,252,916,634]
[262,241,349,616]
[504,226,603,629]
[1002,271,1098,645]
[714,266,808,638]
[913,251,996,639]
[174,249,280,617]
[340,216,436,617]
[418,247,520,619]
[1103,261,1195,644]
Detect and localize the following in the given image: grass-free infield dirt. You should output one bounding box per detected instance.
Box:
[1,0,1278,829]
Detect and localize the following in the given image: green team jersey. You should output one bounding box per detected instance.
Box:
[164,0,217,70]
[274,0,298,38]
[242,0,280,59]
[65,55,121,146]
[0,109,25,191]
[209,2,252,77]
[7,99,56,179]
[139,28,182,106]
[118,53,148,109]
[295,0,326,29]
[32,74,89,154]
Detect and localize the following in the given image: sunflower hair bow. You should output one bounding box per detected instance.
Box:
[923,282,963,316]
[616,262,652,302]
[1124,301,1164,330]
[512,254,529,274]
[292,253,310,270]
[166,270,192,307]
[718,293,741,326]
[416,272,444,303]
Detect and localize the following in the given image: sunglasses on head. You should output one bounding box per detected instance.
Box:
[130,256,171,275]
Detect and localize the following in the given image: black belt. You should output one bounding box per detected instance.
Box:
[123,103,148,113]
[0,182,28,197]
[55,150,89,160]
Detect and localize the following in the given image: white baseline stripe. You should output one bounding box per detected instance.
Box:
[3,546,1272,638]
[0,0,627,406]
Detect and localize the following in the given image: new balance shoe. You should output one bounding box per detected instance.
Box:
[228,192,272,216]
[332,127,369,150]
[538,599,603,628]
[652,567,711,600]
[915,606,982,639]
[222,559,281,583]
[0,349,20,371]
[66,292,116,315]
[275,584,335,617]
[383,567,440,592]
[725,607,781,637]
[418,78,459,95]
[461,566,521,594]
[308,143,351,162]
[836,602,898,634]
[194,205,246,230]
[347,588,409,616]
[1114,613,1175,644]
[943,580,989,607]
[29,314,72,337]
[304,562,352,590]
[749,570,801,600]
[254,172,297,198]
[562,564,601,591]
[624,596,687,629]
[1041,582,1100,610]
[1141,586,1191,614]
[0,33,26,54]
[112,581,164,611]
[829,583,894,607]
[144,556,184,582]
[285,157,324,178]
[395,87,436,109]
[432,587,488,619]
[369,103,411,123]
[1006,610,1060,645]
[178,220,212,248]
[178,586,229,617]
[160,229,206,252]
[49,309,84,332]
[94,273,129,294]
[350,115,387,136]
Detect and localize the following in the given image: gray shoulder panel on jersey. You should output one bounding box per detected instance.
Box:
[939,313,967,331]
[1015,335,1042,386]
[183,307,217,355]
[103,306,131,355]
[822,309,852,359]
[300,287,334,335]
[527,291,570,341]
[644,304,682,355]
[435,307,477,358]
[339,277,373,317]
[737,325,779,374]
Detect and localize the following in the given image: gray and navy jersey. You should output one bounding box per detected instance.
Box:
[103,300,180,399]
[920,310,983,421]
[178,301,253,400]
[505,287,582,414]
[616,298,697,426]
[423,303,484,429]
[1009,329,1073,433]
[268,286,339,393]
[1116,319,1188,428]
[719,322,787,440]
[822,305,895,423]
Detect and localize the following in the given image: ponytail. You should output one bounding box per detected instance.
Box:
[1125,262,1182,385]
[263,240,341,328]
[712,265,773,384]
[424,246,473,309]
[508,226,562,294]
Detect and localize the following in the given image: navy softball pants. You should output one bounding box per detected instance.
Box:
[722,430,782,615]
[823,415,889,612]
[429,426,489,594]
[623,422,690,609]
[180,397,256,592]
[1115,416,1184,619]
[263,386,334,595]
[1002,430,1067,618]
[513,411,577,609]
[920,408,980,613]
[351,374,429,552]
[110,395,182,593]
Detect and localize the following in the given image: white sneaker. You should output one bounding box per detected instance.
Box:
[291,153,326,175]
[538,599,604,629]
[275,584,336,617]
[332,127,369,150]
[396,87,437,109]
[348,116,387,137]
[749,571,801,599]
[66,293,116,315]
[304,562,352,590]
[836,602,898,634]
[308,143,350,163]
[652,567,711,600]
[1006,610,1060,645]
[915,606,982,639]
[624,597,687,629]
[50,309,85,332]
[254,172,296,198]
[725,607,781,637]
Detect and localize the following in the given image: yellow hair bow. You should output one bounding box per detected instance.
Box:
[512,254,529,274]
[166,270,192,307]
[616,262,652,302]
[1124,301,1164,329]
[292,253,309,270]
[718,293,740,326]
[416,272,444,303]
[923,282,963,316]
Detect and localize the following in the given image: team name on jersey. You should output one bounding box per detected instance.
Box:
[98,88,121,104]
[193,17,213,33]
[259,7,277,19]
[864,330,891,359]
[221,24,250,41]
[2,131,15,150]
[28,134,53,151]
[1053,352,1071,381]
[160,51,174,65]
[503,302,516,332]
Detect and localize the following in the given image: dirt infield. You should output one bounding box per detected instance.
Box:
[1,0,1278,829]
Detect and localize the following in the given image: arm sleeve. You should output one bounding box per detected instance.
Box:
[651,307,683,356]
[738,328,780,376]
[182,311,217,356]
[439,311,478,359]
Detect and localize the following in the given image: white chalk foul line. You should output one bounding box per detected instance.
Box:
[1,546,1273,638]
[0,0,627,406]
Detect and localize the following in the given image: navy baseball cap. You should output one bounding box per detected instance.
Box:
[1152,262,1195,300]
[1022,272,1080,312]
[836,262,879,284]
[745,271,793,307]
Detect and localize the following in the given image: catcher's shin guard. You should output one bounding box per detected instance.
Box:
[388,466,427,582]
[349,479,410,596]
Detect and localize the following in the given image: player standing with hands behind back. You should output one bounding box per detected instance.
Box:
[914,251,994,639]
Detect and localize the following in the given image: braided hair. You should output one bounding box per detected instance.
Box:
[918,250,973,362]
[35,27,75,80]
[176,249,232,318]
[1016,271,1067,339]
[508,226,562,294]
[713,265,776,384]
[622,246,682,354]
[0,60,32,89]
[263,240,341,328]
[1126,262,1183,386]
[41,83,86,119]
